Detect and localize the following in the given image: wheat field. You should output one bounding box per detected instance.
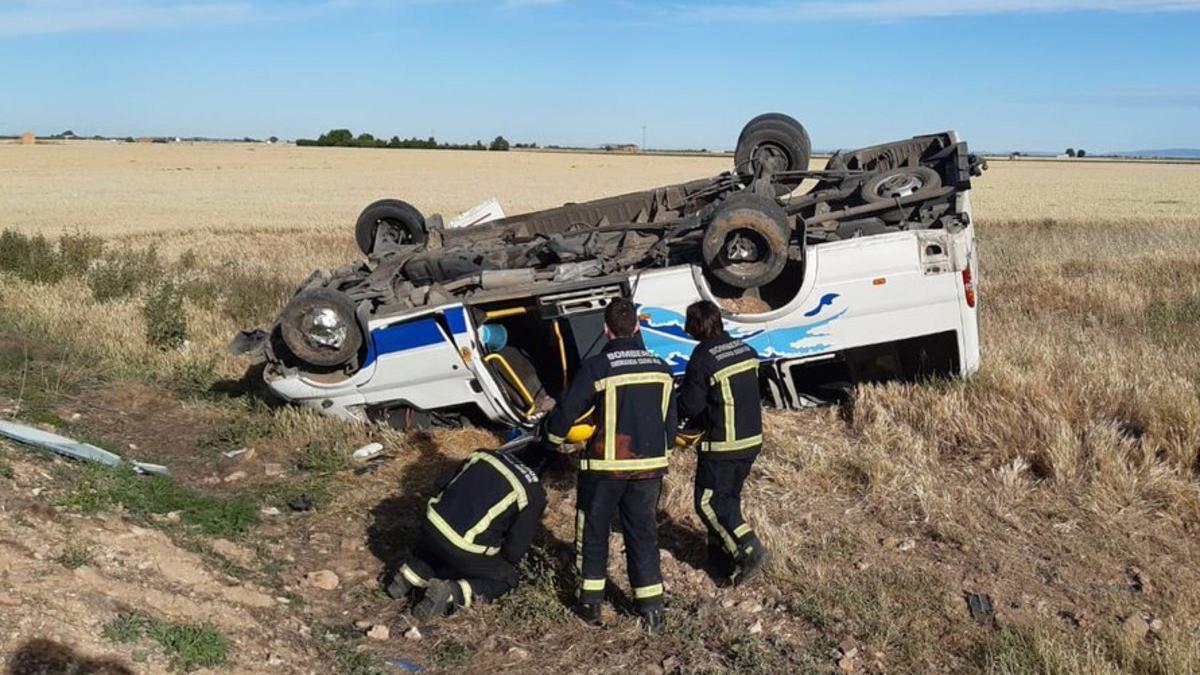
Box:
[2,140,1200,673]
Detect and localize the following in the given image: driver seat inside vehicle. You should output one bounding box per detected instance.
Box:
[484,346,546,419]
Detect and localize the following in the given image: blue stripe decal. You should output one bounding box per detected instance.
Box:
[364,319,448,367]
[444,306,468,335]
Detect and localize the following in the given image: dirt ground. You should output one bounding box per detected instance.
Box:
[2,141,1199,673]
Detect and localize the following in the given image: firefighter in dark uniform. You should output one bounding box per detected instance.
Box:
[385,439,549,619]
[544,297,677,631]
[677,300,771,585]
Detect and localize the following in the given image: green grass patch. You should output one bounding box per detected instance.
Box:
[142,280,187,349]
[493,545,573,629]
[102,611,230,672]
[63,464,258,537]
[0,456,13,480]
[430,638,473,669]
[0,229,104,284]
[102,612,154,643]
[296,441,350,474]
[55,542,95,569]
[88,245,163,302]
[331,645,386,675]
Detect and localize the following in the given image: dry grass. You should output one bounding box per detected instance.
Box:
[2,143,1200,672]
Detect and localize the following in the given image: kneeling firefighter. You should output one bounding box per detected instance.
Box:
[677,300,770,585]
[386,439,549,619]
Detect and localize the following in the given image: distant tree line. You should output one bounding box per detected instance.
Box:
[296,129,514,151]
[1065,148,1087,158]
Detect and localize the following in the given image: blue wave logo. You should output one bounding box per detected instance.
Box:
[804,293,840,317]
[638,294,847,373]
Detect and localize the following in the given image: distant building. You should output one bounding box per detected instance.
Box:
[20,132,35,145]
[136,137,153,144]
[602,143,640,153]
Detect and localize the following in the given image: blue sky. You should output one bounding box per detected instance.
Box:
[1,0,1198,152]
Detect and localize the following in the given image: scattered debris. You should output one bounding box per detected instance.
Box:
[367,624,390,640]
[661,656,679,673]
[354,619,372,630]
[223,470,247,483]
[288,493,317,512]
[965,593,995,626]
[304,570,339,590]
[260,506,282,516]
[896,539,916,552]
[404,626,422,641]
[507,646,530,660]
[222,447,252,459]
[352,442,384,460]
[263,462,285,477]
[385,657,424,673]
[0,420,168,475]
[748,620,763,635]
[1150,617,1164,633]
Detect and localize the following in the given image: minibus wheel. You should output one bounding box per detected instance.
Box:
[279,288,363,368]
[702,193,792,289]
[355,199,428,255]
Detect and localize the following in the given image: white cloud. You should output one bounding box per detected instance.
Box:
[688,0,1200,22]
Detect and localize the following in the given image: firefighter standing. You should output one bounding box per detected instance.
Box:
[677,300,770,585]
[385,439,548,619]
[544,298,677,631]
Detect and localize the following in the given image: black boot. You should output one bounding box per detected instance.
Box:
[735,545,771,587]
[412,579,458,620]
[384,574,413,600]
[639,608,665,634]
[704,543,736,583]
[575,601,602,626]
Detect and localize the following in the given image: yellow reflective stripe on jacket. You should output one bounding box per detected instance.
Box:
[592,372,675,392]
[426,504,500,556]
[633,583,663,599]
[588,371,674,468]
[581,578,606,591]
[547,432,565,445]
[733,523,753,538]
[701,435,763,453]
[579,456,670,472]
[475,452,528,508]
[709,358,758,449]
[461,491,518,544]
[604,382,617,462]
[710,357,758,384]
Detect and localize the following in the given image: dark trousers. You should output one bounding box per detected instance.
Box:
[398,520,518,608]
[575,474,664,612]
[694,455,761,574]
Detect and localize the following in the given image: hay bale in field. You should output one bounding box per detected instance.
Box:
[20,131,35,145]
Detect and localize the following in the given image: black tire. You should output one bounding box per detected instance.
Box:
[860,166,942,204]
[355,199,427,255]
[279,288,363,369]
[734,113,812,191]
[702,193,792,289]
